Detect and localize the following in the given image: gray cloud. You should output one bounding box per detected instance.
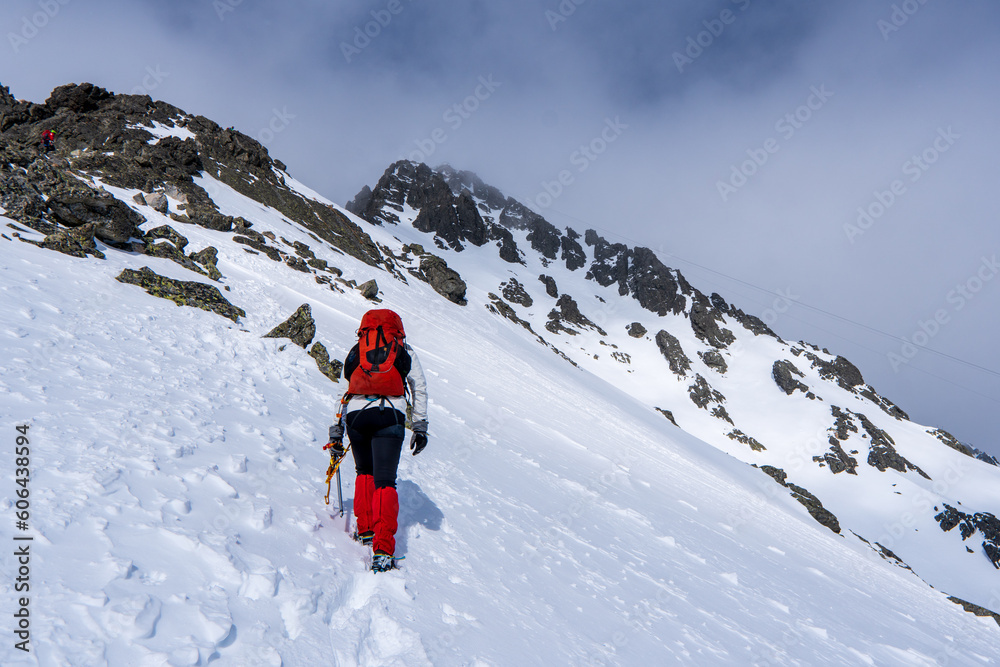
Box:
[2,0,998,455]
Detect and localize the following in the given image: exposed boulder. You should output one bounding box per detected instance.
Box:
[813,438,859,475]
[116,267,245,322]
[688,374,726,411]
[539,274,559,298]
[45,82,112,113]
[145,191,169,214]
[700,350,728,374]
[501,278,533,307]
[627,322,647,339]
[655,330,691,376]
[357,279,380,300]
[309,342,343,383]
[655,407,678,426]
[415,254,467,306]
[772,360,809,395]
[546,294,606,336]
[561,229,586,271]
[263,303,316,348]
[27,222,106,259]
[46,191,145,245]
[144,224,188,251]
[727,429,765,452]
[189,246,222,281]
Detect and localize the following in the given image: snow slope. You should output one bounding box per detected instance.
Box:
[2,169,999,666]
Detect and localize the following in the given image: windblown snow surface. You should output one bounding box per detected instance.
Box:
[1,169,999,666]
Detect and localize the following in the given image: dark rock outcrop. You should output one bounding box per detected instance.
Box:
[116,267,245,322]
[700,350,728,374]
[928,429,975,458]
[309,342,343,383]
[947,597,1000,629]
[626,322,647,339]
[655,330,691,376]
[935,504,1000,570]
[501,278,533,308]
[45,190,144,245]
[655,407,678,426]
[189,246,222,281]
[263,304,316,348]
[0,83,386,270]
[859,412,930,479]
[357,279,380,300]
[539,274,559,298]
[814,439,859,475]
[727,429,765,452]
[772,360,808,395]
[810,354,864,390]
[27,222,106,259]
[689,294,735,349]
[546,294,606,336]
[759,466,841,534]
[710,292,780,339]
[414,254,467,306]
[688,374,727,413]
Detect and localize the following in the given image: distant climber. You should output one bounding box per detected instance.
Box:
[326,309,429,573]
[41,129,55,152]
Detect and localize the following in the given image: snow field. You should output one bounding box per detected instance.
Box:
[0,172,998,665]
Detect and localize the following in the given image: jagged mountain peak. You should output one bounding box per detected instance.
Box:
[344,157,1000,595]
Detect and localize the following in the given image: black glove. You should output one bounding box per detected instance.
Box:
[327,424,346,457]
[410,420,428,456]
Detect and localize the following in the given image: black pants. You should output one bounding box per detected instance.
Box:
[345,405,405,488]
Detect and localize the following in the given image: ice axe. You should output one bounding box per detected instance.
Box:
[323,442,351,516]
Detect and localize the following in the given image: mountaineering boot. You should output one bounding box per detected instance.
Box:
[372,552,395,573]
[352,530,374,546]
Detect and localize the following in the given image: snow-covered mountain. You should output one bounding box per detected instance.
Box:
[2,83,999,665]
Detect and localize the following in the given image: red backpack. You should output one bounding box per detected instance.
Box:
[347,309,408,396]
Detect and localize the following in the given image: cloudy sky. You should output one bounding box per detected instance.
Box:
[3,0,999,456]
